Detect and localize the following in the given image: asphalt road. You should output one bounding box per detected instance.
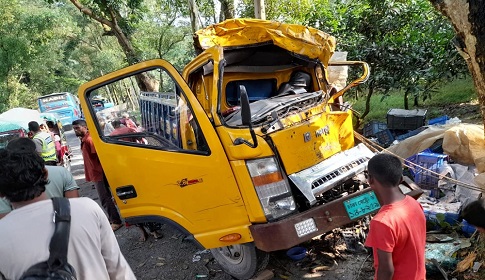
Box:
[66,130,374,280]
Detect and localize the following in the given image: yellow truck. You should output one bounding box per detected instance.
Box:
[78,19,421,279]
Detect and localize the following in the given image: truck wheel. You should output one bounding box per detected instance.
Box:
[210,243,269,280]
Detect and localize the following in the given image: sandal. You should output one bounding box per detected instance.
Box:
[111,223,123,232]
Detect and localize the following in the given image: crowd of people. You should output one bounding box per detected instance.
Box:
[0,128,135,279]
[1,114,484,279]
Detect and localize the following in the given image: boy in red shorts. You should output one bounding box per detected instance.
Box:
[364,153,426,280]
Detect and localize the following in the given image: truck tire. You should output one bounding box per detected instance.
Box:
[210,243,269,280]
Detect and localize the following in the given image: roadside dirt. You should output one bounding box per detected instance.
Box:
[434,101,481,124]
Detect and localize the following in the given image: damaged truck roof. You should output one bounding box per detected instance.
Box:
[194,18,337,67]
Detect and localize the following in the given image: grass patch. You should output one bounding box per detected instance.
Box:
[348,76,476,125]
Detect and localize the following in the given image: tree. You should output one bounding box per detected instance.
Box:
[65,0,142,65]
[188,0,202,33]
[63,0,210,91]
[65,0,164,91]
[340,0,466,117]
[302,0,466,122]
[0,0,85,111]
[219,0,234,21]
[429,0,485,129]
[238,0,313,22]
[132,0,194,69]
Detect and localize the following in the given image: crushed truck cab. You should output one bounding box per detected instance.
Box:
[78,19,422,279]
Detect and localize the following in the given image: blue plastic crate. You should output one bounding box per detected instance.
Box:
[424,210,460,230]
[404,148,432,175]
[408,152,448,188]
[375,129,394,147]
[428,115,449,125]
[395,126,428,141]
[363,121,387,137]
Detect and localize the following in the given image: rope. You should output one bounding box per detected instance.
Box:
[354,131,484,193]
[354,254,372,280]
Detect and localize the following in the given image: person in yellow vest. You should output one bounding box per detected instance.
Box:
[28,121,58,166]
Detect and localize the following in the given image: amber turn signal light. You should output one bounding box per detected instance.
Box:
[219,233,242,242]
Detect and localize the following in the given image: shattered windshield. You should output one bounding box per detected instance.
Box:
[224,90,325,127]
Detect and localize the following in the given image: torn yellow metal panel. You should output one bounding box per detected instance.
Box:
[195,18,336,66]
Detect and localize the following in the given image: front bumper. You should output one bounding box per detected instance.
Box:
[249,177,423,252]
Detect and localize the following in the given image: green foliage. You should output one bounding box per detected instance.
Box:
[0,0,199,113]
[237,0,468,117]
[340,0,466,108]
[350,77,476,123]
[0,0,85,109]
[0,0,471,119]
[197,0,219,25]
[130,0,195,70]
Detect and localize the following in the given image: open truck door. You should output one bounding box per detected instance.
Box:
[78,54,257,253]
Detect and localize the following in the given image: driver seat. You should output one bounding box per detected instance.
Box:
[277,71,312,96]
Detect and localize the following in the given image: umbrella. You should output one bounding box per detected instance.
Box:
[0,108,44,131]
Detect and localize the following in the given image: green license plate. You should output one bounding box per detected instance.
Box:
[344,191,381,220]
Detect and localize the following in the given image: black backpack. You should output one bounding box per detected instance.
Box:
[20,197,77,280]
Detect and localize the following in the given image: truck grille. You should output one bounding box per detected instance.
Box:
[311,158,367,189]
[288,144,375,205]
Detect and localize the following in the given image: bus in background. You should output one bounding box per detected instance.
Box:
[37,92,82,131]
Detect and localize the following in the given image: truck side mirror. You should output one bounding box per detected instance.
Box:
[240,85,251,126]
[234,85,258,148]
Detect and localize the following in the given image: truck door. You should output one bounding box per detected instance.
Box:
[78,58,252,249]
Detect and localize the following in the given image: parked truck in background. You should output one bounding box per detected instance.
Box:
[77,19,422,279]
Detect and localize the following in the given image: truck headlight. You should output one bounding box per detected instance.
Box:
[246,157,296,220]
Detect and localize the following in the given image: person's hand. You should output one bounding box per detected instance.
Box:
[222,106,240,117]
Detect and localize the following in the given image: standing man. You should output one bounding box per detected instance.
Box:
[0,148,135,279]
[0,138,80,219]
[364,153,426,280]
[28,120,58,166]
[72,119,123,231]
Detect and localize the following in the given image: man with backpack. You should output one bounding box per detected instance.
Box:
[0,148,135,279]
